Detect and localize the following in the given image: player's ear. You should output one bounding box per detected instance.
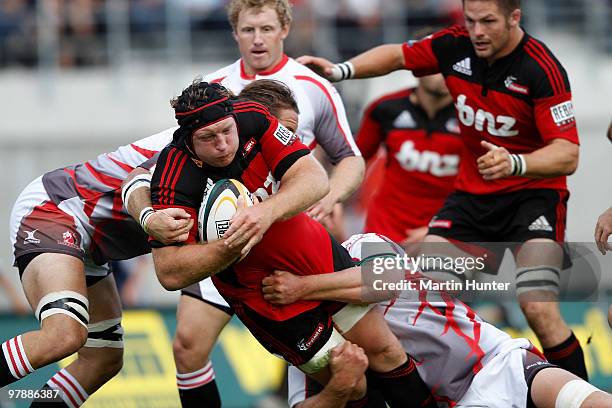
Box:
[232,29,239,43]
[280,23,290,40]
[508,8,521,28]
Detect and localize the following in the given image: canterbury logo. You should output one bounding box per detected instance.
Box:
[453,58,472,76]
[456,94,518,137]
[528,216,553,232]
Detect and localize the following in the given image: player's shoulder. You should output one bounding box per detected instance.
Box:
[519,34,570,97]
[203,60,240,84]
[286,58,335,91]
[233,100,276,137]
[427,25,471,49]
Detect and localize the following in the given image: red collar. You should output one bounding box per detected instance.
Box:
[240,54,289,79]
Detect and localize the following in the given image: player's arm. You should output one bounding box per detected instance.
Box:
[153,240,243,291]
[224,117,330,255]
[263,265,400,304]
[148,147,246,290]
[478,138,579,180]
[293,342,368,408]
[298,44,406,81]
[122,167,193,244]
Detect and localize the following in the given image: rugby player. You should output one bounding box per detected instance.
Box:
[148,80,435,407]
[299,0,588,380]
[261,233,612,408]
[356,71,461,246]
[124,1,365,405]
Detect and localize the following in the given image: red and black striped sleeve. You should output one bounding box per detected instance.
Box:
[150,146,201,245]
[402,26,468,77]
[524,38,579,144]
[234,104,310,180]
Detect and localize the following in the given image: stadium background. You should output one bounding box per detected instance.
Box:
[0,0,610,406]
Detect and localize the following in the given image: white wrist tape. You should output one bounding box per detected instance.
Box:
[121,173,152,209]
[139,207,155,234]
[509,153,527,176]
[330,61,355,82]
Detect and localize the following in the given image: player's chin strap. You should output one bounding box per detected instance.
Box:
[35,291,89,328]
[85,318,124,348]
[555,379,601,408]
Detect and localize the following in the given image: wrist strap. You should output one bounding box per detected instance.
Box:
[121,173,152,209]
[330,61,355,81]
[139,207,154,234]
[509,154,527,176]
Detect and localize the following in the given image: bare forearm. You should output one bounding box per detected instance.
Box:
[122,167,152,219]
[266,155,330,222]
[328,156,365,204]
[300,268,364,303]
[152,241,239,290]
[297,385,352,408]
[523,139,579,178]
[348,44,406,79]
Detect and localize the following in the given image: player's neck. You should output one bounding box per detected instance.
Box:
[487,27,524,65]
[412,87,453,119]
[242,54,285,77]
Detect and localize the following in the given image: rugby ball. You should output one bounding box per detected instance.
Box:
[198,179,254,242]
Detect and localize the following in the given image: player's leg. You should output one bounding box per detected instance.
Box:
[339,304,435,408]
[1,253,88,388]
[34,272,124,406]
[530,368,611,407]
[173,281,231,408]
[515,238,588,380]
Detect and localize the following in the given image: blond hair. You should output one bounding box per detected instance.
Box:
[227,0,292,31]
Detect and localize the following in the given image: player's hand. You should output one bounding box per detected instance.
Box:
[296,55,338,81]
[224,196,273,256]
[477,141,512,180]
[262,270,305,304]
[327,342,368,398]
[307,193,336,222]
[594,207,612,255]
[147,208,193,244]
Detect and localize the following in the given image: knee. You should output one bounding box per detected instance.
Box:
[42,317,88,361]
[173,325,211,366]
[100,348,124,380]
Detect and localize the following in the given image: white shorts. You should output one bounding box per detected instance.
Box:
[457,338,530,408]
[10,176,111,282]
[181,277,231,313]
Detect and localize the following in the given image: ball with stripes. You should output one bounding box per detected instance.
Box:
[198,178,255,243]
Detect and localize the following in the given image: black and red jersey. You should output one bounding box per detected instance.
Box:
[150,101,310,241]
[402,26,579,194]
[151,101,338,320]
[356,88,462,242]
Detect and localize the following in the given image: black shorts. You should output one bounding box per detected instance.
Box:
[233,301,338,367]
[524,347,557,408]
[428,189,569,243]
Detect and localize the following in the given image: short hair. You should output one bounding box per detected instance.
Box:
[239,79,299,117]
[462,0,520,16]
[170,78,233,113]
[227,0,293,31]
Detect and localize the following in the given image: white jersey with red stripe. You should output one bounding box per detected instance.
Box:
[10,127,175,266]
[288,233,532,407]
[203,54,359,162]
